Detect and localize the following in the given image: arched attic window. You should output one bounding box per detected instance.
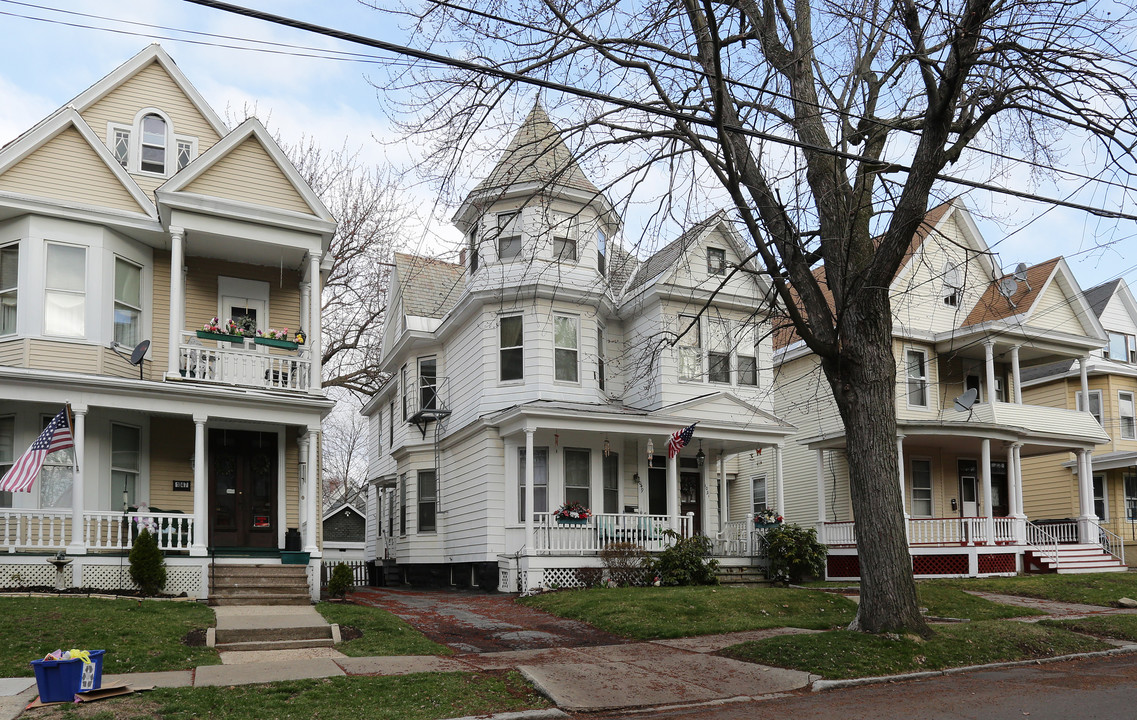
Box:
[140,114,167,174]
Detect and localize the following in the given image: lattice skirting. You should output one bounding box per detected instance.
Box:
[81,564,201,596]
[912,554,969,575]
[0,564,65,588]
[977,553,1016,574]
[827,554,861,578]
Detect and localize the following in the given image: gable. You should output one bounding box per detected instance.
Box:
[659,391,792,429]
[0,126,148,214]
[1028,278,1085,335]
[183,136,314,215]
[80,59,223,159]
[1099,290,1137,336]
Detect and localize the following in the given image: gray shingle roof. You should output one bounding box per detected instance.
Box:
[1019,358,1076,383]
[395,253,466,319]
[1083,279,1121,319]
[469,103,599,198]
[626,213,721,292]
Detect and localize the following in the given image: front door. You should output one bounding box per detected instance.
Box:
[680,470,702,535]
[209,429,277,548]
[647,464,667,516]
[958,459,978,516]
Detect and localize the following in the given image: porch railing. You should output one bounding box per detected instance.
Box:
[717,520,771,557]
[1026,521,1062,570]
[1094,522,1126,566]
[826,516,1019,547]
[1032,520,1078,544]
[533,512,691,554]
[84,511,195,552]
[179,332,311,391]
[0,510,71,552]
[823,521,856,546]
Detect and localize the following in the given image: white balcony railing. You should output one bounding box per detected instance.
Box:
[179,332,311,391]
[532,512,692,554]
[0,509,194,553]
[824,516,1020,547]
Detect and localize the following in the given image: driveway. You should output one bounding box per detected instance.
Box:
[349,586,629,652]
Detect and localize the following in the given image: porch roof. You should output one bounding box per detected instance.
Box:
[1061,451,1137,472]
[488,397,796,454]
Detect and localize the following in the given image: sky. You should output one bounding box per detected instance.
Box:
[0,0,1135,291]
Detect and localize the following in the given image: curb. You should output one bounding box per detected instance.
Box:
[810,645,1137,692]
[439,710,567,720]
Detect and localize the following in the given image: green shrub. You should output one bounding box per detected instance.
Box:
[764,524,827,583]
[648,531,719,586]
[328,563,355,599]
[599,542,650,586]
[128,529,167,596]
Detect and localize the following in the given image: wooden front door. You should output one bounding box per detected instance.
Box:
[209,429,277,548]
[680,470,702,536]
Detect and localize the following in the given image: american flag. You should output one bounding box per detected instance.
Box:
[0,409,74,493]
[667,422,697,459]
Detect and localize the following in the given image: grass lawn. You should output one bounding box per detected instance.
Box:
[0,597,218,677]
[519,586,856,639]
[21,672,549,720]
[916,583,1044,620]
[316,602,451,657]
[1042,615,1137,642]
[721,620,1110,679]
[930,574,1137,608]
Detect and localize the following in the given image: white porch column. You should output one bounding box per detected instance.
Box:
[524,427,535,553]
[166,226,185,377]
[1013,443,1026,543]
[308,253,323,393]
[1079,356,1090,408]
[299,281,310,340]
[190,415,208,556]
[717,454,727,533]
[66,407,87,555]
[1076,449,1098,543]
[775,444,784,517]
[667,453,679,532]
[298,434,309,545]
[897,435,910,543]
[815,449,826,541]
[1010,345,1022,404]
[984,341,997,403]
[304,428,320,554]
[981,438,994,545]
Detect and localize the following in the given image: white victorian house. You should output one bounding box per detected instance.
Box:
[362,105,794,592]
[0,46,334,602]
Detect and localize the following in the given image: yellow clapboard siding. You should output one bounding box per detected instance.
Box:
[183,257,302,337]
[0,128,145,214]
[0,338,25,366]
[26,339,98,373]
[184,137,313,215]
[148,416,195,513]
[286,426,300,529]
[1031,282,1084,336]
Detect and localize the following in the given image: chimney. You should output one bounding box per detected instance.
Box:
[459,248,467,266]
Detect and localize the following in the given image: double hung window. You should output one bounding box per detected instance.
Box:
[554,315,579,382]
[737,325,757,386]
[707,318,731,383]
[44,243,85,338]
[1120,391,1136,440]
[564,448,591,507]
[518,446,549,522]
[678,314,701,381]
[111,424,140,508]
[500,315,524,381]
[0,243,16,335]
[906,350,928,407]
[1076,390,1103,426]
[417,470,437,532]
[114,258,142,347]
[752,476,767,513]
[39,415,74,509]
[497,212,521,260]
[597,230,606,276]
[0,416,12,508]
[910,459,933,517]
[707,247,726,275]
[140,114,167,174]
[603,452,619,514]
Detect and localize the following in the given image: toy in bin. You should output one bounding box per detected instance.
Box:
[30,649,105,703]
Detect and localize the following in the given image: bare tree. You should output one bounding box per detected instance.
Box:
[380,0,1137,633]
[321,389,370,512]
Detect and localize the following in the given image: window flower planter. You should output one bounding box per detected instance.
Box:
[555,517,589,525]
[254,337,299,350]
[196,330,243,344]
[754,521,781,528]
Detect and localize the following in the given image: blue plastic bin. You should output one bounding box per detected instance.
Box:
[30,650,105,703]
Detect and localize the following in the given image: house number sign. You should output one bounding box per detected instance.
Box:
[173,480,191,491]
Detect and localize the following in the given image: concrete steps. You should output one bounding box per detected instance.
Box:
[1026,544,1127,574]
[210,564,311,606]
[210,605,338,653]
[715,566,771,586]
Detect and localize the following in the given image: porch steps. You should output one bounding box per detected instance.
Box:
[715,566,771,587]
[214,627,335,652]
[210,564,311,605]
[1025,544,1127,574]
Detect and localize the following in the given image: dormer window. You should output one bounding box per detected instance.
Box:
[140,114,167,174]
[707,247,726,276]
[942,262,962,307]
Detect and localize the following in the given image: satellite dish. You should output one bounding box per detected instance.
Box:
[1013,262,1032,291]
[954,387,979,412]
[129,340,150,366]
[998,278,1019,299]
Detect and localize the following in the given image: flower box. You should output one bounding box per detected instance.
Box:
[754,521,780,528]
[196,330,242,344]
[280,551,310,565]
[556,517,588,525]
[254,337,299,350]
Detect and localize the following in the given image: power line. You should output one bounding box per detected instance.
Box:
[182,0,1137,223]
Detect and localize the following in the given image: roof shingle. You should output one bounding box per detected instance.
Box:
[395,253,466,320]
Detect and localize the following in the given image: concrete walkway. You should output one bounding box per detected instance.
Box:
[964,591,1137,620]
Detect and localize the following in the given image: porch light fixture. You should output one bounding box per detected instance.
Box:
[603,437,611,457]
[646,438,654,464]
[696,441,705,467]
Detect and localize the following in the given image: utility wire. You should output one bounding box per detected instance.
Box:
[181,0,1137,222]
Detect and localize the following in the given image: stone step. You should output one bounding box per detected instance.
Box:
[212,585,310,597]
[216,637,336,652]
[215,626,332,644]
[211,565,309,578]
[210,594,312,606]
[212,578,309,590]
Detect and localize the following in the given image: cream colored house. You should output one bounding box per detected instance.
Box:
[773,199,1123,579]
[0,46,335,601]
[363,105,795,591]
[1020,278,1137,561]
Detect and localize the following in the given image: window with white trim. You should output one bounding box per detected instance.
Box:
[708,318,731,383]
[467,221,480,273]
[401,365,408,420]
[1126,471,1137,522]
[906,349,928,407]
[554,315,579,382]
[678,314,701,381]
[500,314,524,382]
[418,356,437,411]
[112,128,130,168]
[399,473,407,535]
[1105,332,1136,363]
[597,325,606,391]
[388,401,394,449]
[497,212,521,260]
[1120,391,1136,440]
[603,452,619,513]
[1076,389,1103,426]
[44,243,86,338]
[417,470,436,532]
[597,229,607,276]
[737,324,758,386]
[1093,475,1107,521]
[0,415,12,508]
[111,424,140,508]
[911,458,933,517]
[39,414,73,509]
[140,114,167,174]
[518,446,549,522]
[176,139,194,171]
[752,475,767,513]
[564,448,591,507]
[113,257,142,347]
[941,262,962,307]
[707,247,726,276]
[0,242,16,336]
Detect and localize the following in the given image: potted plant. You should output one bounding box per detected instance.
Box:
[753,508,784,528]
[254,327,299,350]
[554,501,591,524]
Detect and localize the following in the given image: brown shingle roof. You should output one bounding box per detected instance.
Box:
[626,214,721,292]
[962,257,1060,326]
[395,253,466,320]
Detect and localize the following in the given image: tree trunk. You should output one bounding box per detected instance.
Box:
[822,286,930,636]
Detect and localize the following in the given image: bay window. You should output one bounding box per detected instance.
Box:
[708,318,731,383]
[500,314,524,381]
[564,448,591,507]
[44,243,85,338]
[497,212,521,260]
[678,314,701,380]
[417,470,436,533]
[0,242,16,336]
[906,349,928,407]
[114,257,142,346]
[554,315,579,382]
